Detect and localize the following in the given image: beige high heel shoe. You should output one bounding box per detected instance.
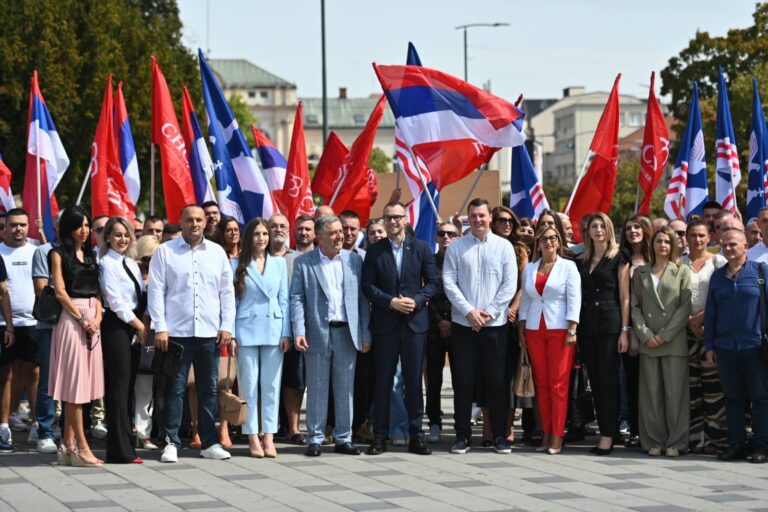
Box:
[57,444,70,465]
[69,447,103,468]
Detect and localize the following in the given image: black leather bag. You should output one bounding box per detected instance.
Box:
[32,285,62,324]
[151,340,184,377]
[568,358,595,431]
[756,263,768,364]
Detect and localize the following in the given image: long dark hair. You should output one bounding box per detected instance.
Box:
[620,214,653,263]
[58,206,95,271]
[234,218,271,298]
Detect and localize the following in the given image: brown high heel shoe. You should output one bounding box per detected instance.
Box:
[249,438,265,458]
[535,433,551,452]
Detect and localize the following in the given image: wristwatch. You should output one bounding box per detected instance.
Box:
[621,325,631,332]
[567,328,577,336]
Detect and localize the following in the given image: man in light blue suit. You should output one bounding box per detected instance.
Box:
[291,215,371,457]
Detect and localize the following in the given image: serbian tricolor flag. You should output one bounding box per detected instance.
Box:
[0,154,16,214]
[747,78,768,223]
[664,82,708,220]
[715,68,741,215]
[374,63,525,191]
[91,76,135,223]
[312,131,348,201]
[510,144,549,222]
[114,82,140,206]
[151,57,196,223]
[636,72,669,215]
[181,86,216,205]
[252,126,287,196]
[22,71,69,242]
[564,74,621,243]
[282,102,314,227]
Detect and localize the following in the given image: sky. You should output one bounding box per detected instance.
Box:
[177,0,757,103]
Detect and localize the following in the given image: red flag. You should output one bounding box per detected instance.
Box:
[332,95,387,225]
[564,74,621,243]
[637,72,670,215]
[313,132,349,200]
[91,75,135,223]
[151,57,196,223]
[283,102,314,227]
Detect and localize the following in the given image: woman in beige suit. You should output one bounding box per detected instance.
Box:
[631,226,692,457]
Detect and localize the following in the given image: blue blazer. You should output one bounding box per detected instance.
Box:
[233,256,291,345]
[290,248,370,353]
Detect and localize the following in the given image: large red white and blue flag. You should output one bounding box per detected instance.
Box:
[181,86,216,205]
[715,68,741,215]
[199,49,274,223]
[374,61,526,191]
[114,82,140,206]
[510,144,549,221]
[664,82,708,220]
[252,126,287,195]
[22,71,69,241]
[0,154,16,213]
[747,78,768,223]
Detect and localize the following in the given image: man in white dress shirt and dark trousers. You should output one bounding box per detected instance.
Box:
[148,205,235,463]
[443,198,517,455]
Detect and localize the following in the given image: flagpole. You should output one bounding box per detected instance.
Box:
[35,121,42,228]
[150,143,156,215]
[408,147,440,220]
[564,150,593,215]
[328,169,348,208]
[395,161,401,191]
[633,184,640,213]
[457,167,486,216]
[76,162,91,205]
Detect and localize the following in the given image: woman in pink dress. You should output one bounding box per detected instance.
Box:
[49,206,104,467]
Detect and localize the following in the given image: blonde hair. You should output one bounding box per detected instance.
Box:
[98,216,137,260]
[532,227,564,262]
[581,212,619,263]
[136,235,160,260]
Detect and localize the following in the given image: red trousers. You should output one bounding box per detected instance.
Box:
[526,328,574,437]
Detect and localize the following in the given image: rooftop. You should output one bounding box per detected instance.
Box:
[208,59,295,89]
[300,96,396,129]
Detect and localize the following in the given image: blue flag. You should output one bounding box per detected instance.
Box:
[747,78,768,222]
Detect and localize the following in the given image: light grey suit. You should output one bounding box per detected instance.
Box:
[290,248,370,445]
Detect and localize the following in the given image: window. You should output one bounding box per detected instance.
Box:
[260,91,268,99]
[306,114,319,124]
[353,113,365,124]
[248,91,256,98]
[629,112,644,127]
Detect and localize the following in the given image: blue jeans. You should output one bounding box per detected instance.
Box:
[164,337,219,449]
[35,328,56,440]
[716,346,768,447]
[389,360,409,438]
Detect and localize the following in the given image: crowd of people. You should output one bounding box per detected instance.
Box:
[0,196,766,467]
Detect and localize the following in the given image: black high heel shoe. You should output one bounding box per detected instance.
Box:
[593,444,613,455]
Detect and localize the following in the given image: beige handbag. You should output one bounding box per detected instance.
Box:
[218,354,247,426]
[514,349,535,398]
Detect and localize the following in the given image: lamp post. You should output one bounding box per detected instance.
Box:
[321,0,328,147]
[454,22,510,82]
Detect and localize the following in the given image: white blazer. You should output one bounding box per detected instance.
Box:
[519,257,582,330]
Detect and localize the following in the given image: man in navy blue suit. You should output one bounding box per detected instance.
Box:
[363,201,438,455]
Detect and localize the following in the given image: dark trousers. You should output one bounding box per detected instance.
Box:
[580,333,620,438]
[101,311,139,463]
[352,350,375,430]
[451,323,508,442]
[372,324,427,439]
[716,346,768,448]
[426,334,452,427]
[35,328,57,440]
[622,353,640,436]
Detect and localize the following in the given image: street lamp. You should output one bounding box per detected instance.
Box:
[455,22,510,82]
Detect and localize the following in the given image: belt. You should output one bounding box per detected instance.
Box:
[329,321,348,328]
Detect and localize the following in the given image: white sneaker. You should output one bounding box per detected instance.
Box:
[27,422,38,444]
[91,421,107,440]
[160,444,178,463]
[428,425,441,444]
[0,424,13,451]
[36,438,57,454]
[16,402,30,422]
[200,443,230,460]
[9,413,28,431]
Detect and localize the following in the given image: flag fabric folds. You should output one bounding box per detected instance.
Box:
[199,49,274,223]
[151,57,196,224]
[312,131,349,201]
[374,62,525,191]
[564,74,621,243]
[91,75,135,223]
[637,72,670,215]
[0,154,15,213]
[747,78,768,223]
[252,126,288,195]
[510,144,549,221]
[715,68,741,214]
[282,102,314,227]
[23,71,69,241]
[115,82,141,206]
[181,86,216,205]
[664,82,708,220]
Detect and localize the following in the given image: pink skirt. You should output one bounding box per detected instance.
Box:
[49,298,104,404]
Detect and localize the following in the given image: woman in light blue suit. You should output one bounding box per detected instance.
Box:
[232,218,291,459]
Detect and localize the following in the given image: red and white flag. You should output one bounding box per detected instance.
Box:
[283,102,314,227]
[637,72,669,215]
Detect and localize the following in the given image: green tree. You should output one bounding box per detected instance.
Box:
[227,93,257,148]
[368,147,392,174]
[0,0,199,215]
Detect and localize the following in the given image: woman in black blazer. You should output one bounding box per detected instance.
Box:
[578,213,630,455]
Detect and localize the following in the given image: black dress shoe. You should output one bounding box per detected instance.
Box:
[366,438,387,455]
[750,445,767,464]
[717,444,746,461]
[408,436,432,455]
[305,443,322,457]
[334,442,361,455]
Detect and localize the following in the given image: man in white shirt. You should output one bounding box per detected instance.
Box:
[149,205,235,462]
[748,206,768,262]
[443,198,517,455]
[0,209,38,451]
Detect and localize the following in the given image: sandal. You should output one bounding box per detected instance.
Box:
[70,447,103,467]
[287,433,306,445]
[189,434,202,449]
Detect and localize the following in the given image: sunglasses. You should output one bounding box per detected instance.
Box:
[539,235,559,244]
[383,214,405,222]
[495,217,514,225]
[437,231,458,238]
[95,227,105,234]
[674,230,686,237]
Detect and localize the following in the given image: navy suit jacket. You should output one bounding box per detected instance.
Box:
[362,236,438,335]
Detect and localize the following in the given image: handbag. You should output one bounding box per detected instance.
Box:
[122,257,147,318]
[568,356,595,431]
[513,349,535,398]
[151,339,184,378]
[218,353,247,426]
[756,263,768,364]
[32,251,62,324]
[137,336,155,375]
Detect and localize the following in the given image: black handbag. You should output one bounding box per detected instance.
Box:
[151,339,184,377]
[568,357,595,431]
[137,337,156,375]
[756,263,768,364]
[33,285,62,324]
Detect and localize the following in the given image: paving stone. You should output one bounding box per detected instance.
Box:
[357,469,396,476]
[345,503,400,511]
[154,489,205,497]
[631,506,694,512]
[296,484,346,493]
[61,500,118,509]
[528,491,582,501]
[179,502,231,510]
[597,482,651,490]
[611,472,657,480]
[701,493,755,503]
[366,490,419,499]
[440,480,494,488]
[226,473,267,481]
[88,483,136,491]
[523,475,575,483]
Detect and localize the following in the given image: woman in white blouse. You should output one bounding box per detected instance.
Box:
[680,217,727,453]
[98,217,147,464]
[519,227,581,454]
